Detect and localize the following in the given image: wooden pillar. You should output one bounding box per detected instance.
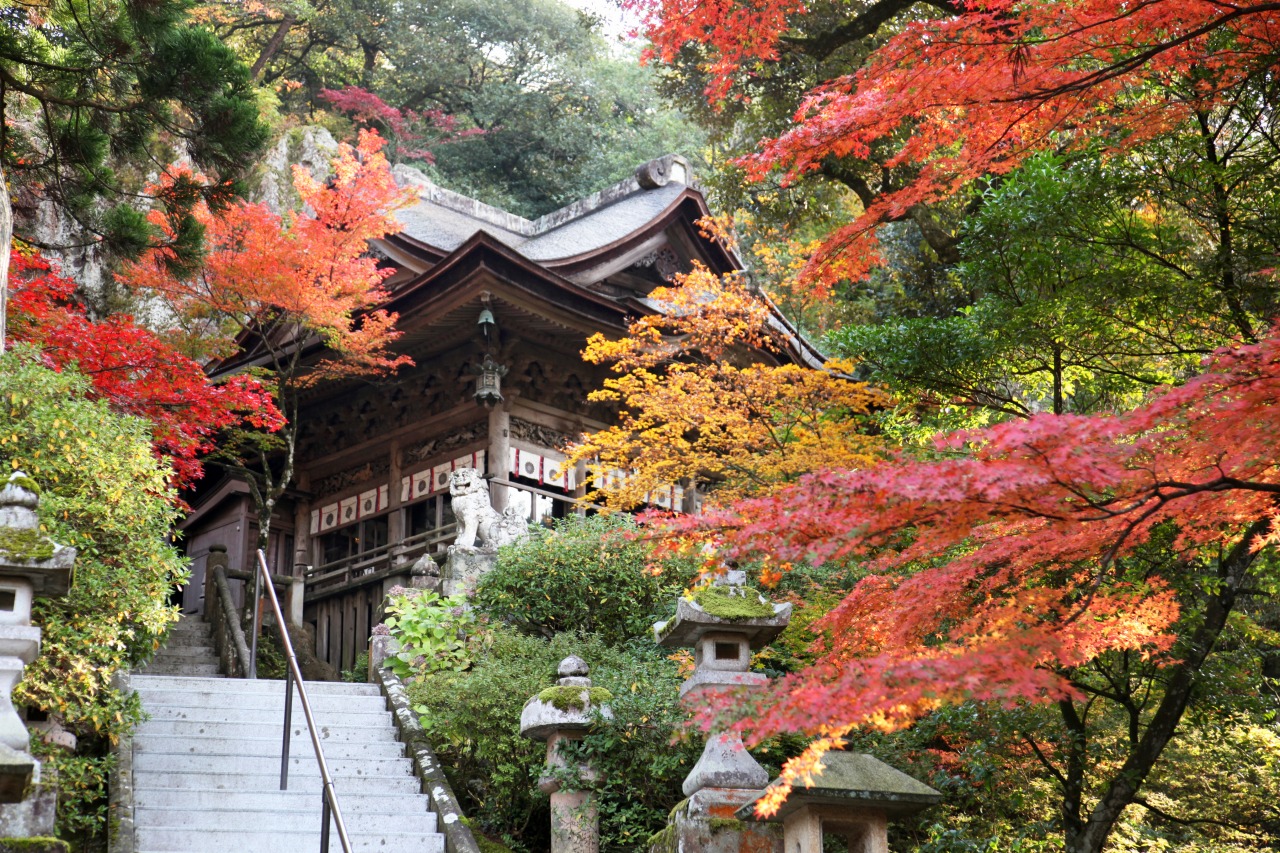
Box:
[488,406,510,511]
[292,470,311,576]
[387,438,404,545]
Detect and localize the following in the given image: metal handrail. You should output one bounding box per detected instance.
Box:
[250,549,353,853]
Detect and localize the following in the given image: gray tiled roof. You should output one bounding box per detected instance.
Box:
[391,159,693,260]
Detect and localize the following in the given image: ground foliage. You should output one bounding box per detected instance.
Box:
[476,515,694,644]
[0,352,186,844]
[406,628,701,853]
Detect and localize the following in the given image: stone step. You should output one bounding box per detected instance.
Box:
[135,719,397,742]
[148,645,219,658]
[129,668,446,853]
[135,806,435,835]
[135,827,444,853]
[140,704,392,726]
[137,663,223,677]
[157,631,216,647]
[135,787,433,814]
[131,674,381,696]
[134,771,421,794]
[167,620,213,633]
[133,752,414,778]
[134,735,405,760]
[135,689,385,712]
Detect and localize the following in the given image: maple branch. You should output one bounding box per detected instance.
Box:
[782,0,961,61]
[1022,731,1068,791]
[1009,3,1280,104]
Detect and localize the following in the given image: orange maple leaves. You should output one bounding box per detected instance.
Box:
[634,0,1280,288]
[122,130,413,383]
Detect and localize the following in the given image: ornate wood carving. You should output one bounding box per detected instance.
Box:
[510,417,576,452]
[312,458,392,498]
[402,422,489,466]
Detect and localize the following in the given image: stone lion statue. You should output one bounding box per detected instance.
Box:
[449,467,528,549]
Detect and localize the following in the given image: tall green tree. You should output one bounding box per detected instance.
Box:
[205,0,705,216]
[1,0,268,254]
[832,152,1264,430]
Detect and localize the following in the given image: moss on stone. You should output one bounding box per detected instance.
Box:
[6,475,39,496]
[708,817,744,833]
[536,685,613,711]
[645,824,677,853]
[0,839,71,853]
[0,527,55,562]
[474,835,516,853]
[691,585,774,620]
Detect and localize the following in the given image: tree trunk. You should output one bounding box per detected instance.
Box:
[250,15,297,82]
[1063,521,1266,853]
[0,162,11,355]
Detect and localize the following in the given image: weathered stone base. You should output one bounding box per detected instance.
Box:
[0,783,56,838]
[649,788,782,853]
[443,549,497,597]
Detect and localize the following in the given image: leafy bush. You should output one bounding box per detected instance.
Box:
[0,352,186,843]
[477,515,693,645]
[408,627,700,853]
[383,588,475,677]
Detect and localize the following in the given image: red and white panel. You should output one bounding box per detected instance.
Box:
[339,496,358,526]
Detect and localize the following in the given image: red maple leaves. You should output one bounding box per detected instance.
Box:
[633,0,1280,286]
[7,247,282,490]
[664,324,1280,809]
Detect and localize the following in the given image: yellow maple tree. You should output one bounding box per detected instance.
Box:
[566,265,887,508]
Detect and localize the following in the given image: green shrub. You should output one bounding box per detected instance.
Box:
[477,515,693,645]
[382,588,475,677]
[408,627,700,852]
[0,353,187,846]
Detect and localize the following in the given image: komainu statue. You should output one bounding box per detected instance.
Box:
[449,467,529,549]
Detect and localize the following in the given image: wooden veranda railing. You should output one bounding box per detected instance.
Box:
[304,524,458,599]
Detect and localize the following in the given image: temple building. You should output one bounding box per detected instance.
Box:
[178,154,824,672]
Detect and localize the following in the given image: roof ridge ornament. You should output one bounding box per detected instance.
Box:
[635,154,689,189]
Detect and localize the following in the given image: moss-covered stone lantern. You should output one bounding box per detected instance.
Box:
[649,567,791,853]
[520,655,613,853]
[736,752,942,853]
[0,470,74,837]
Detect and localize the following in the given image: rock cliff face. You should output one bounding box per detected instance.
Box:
[253,126,339,215]
[16,126,341,314]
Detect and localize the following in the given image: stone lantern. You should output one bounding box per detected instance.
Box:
[520,655,612,853]
[736,752,942,853]
[651,568,791,852]
[0,471,74,835]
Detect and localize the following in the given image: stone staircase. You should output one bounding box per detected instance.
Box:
[136,618,222,677]
[126,620,446,852]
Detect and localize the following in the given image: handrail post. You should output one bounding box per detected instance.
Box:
[249,555,262,680]
[281,665,293,790]
[320,786,332,853]
[255,550,353,853]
